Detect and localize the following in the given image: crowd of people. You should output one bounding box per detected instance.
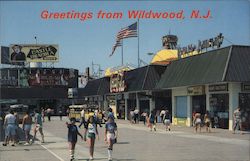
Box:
[2,109,44,146]
[1,106,118,161]
[1,105,244,161]
[128,107,245,135]
[129,109,172,132]
[193,110,212,133]
[0,105,63,147]
[66,108,117,161]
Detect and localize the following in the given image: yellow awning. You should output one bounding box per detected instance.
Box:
[151,49,178,64]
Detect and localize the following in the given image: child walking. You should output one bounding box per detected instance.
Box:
[163,110,171,131]
[105,116,118,161]
[84,116,99,160]
[66,117,83,161]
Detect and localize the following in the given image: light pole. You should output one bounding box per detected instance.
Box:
[33,36,43,67]
[34,36,37,45]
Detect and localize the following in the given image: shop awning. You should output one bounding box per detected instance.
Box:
[78,77,110,97]
[156,45,250,89]
[125,65,167,92]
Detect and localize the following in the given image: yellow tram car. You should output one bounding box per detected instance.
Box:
[68,104,103,122]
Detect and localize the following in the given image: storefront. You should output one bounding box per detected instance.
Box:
[156,45,250,130]
[125,92,149,119]
[154,90,172,111]
[209,83,229,129]
[188,85,206,113]
[116,94,125,119]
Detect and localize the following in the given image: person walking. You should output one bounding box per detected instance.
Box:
[2,109,16,146]
[204,111,211,133]
[233,107,243,134]
[94,109,102,128]
[32,110,45,143]
[107,108,115,120]
[84,116,99,160]
[66,117,83,161]
[22,111,32,145]
[47,108,52,121]
[213,114,219,128]
[130,110,135,124]
[141,111,147,125]
[78,108,86,128]
[160,109,166,124]
[14,111,20,144]
[41,108,45,122]
[0,110,4,141]
[149,111,156,131]
[104,116,118,161]
[66,109,70,118]
[59,109,63,121]
[163,110,171,131]
[194,111,202,133]
[134,109,139,124]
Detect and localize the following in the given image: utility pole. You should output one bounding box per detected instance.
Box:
[92,61,102,78]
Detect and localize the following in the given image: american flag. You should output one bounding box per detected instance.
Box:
[109,40,122,57]
[117,22,137,41]
[109,22,137,57]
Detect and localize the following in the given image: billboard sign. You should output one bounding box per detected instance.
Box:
[110,72,126,93]
[28,68,76,87]
[0,68,78,88]
[1,46,24,65]
[9,44,59,62]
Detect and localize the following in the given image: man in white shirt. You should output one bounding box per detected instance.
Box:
[134,109,139,124]
[3,109,16,146]
[79,109,86,128]
[160,109,166,124]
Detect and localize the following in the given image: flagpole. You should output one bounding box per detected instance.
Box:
[121,39,124,66]
[137,19,140,68]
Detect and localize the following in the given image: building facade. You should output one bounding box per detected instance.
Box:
[157,45,250,130]
[81,45,250,131]
[0,67,79,114]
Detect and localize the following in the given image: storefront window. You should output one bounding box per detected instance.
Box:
[192,95,206,114]
[117,100,125,119]
[210,94,229,129]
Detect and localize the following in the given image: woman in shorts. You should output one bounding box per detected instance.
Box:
[163,110,171,131]
[105,116,118,161]
[204,111,211,133]
[84,116,99,160]
[22,111,32,145]
[194,111,202,133]
[148,111,156,131]
[32,110,44,143]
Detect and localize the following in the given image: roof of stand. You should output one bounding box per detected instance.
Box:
[156,45,250,89]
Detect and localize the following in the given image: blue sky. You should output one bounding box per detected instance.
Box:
[0,0,249,75]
